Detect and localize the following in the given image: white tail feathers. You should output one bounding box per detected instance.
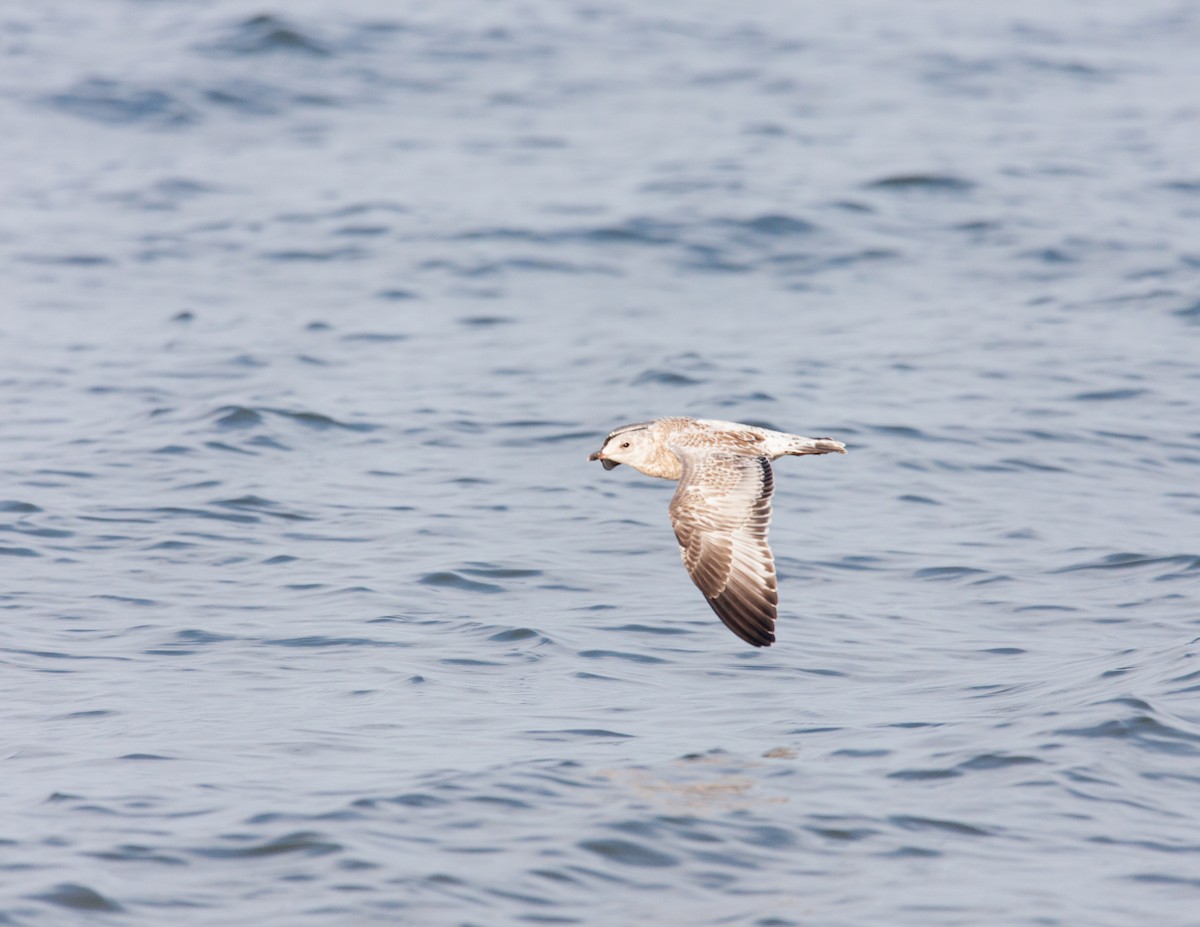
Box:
[788,436,847,456]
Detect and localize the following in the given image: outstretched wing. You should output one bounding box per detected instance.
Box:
[667,448,777,647]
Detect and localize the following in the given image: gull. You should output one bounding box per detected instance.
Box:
[588,417,846,647]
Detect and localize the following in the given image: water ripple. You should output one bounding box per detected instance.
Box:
[865,174,976,193]
[190,831,342,860]
[210,405,379,432]
[1054,713,1200,756]
[44,78,198,127]
[30,883,123,913]
[577,838,677,868]
[1054,552,1200,576]
[419,572,504,594]
[200,14,333,58]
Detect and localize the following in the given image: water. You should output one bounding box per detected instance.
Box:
[3,1,1200,924]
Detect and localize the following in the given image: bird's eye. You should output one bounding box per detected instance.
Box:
[620,442,630,448]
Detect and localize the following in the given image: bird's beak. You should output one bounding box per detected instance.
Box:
[588,451,620,470]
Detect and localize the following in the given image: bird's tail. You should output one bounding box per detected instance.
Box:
[786,435,847,456]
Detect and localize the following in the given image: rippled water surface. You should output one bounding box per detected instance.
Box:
[4,1,1200,924]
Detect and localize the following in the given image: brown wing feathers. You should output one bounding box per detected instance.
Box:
[669,453,778,647]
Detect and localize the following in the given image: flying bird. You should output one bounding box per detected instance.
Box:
[587,417,846,647]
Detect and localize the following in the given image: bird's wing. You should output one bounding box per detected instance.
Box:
[667,448,777,647]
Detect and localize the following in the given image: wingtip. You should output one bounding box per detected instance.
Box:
[742,630,775,648]
[705,595,777,648]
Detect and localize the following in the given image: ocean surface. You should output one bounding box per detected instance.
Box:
[3,1,1200,924]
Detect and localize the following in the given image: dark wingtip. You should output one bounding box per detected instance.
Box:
[705,595,776,647]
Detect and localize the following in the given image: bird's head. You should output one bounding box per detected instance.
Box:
[587,423,656,472]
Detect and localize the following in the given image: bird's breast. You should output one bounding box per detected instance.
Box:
[633,447,683,480]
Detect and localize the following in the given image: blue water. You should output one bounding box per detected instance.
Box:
[3,1,1200,924]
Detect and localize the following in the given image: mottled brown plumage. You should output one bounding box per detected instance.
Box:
[588,417,846,647]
